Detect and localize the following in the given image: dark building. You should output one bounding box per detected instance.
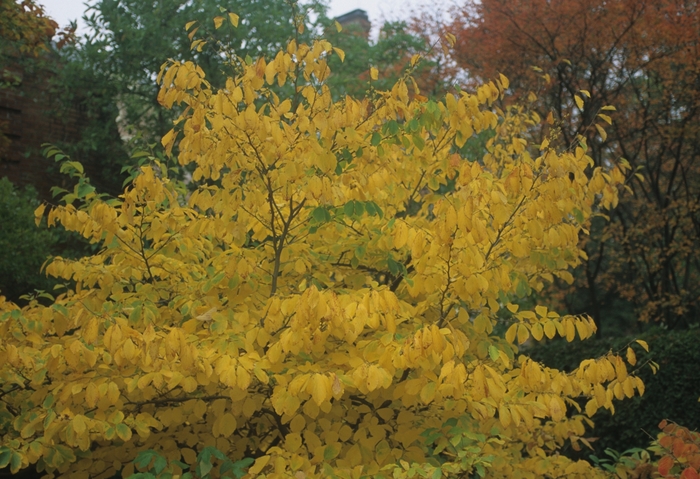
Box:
[335,9,371,39]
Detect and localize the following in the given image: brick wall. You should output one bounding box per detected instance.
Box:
[0,57,88,200]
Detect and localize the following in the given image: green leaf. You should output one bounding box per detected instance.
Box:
[77,182,95,198]
[412,134,425,150]
[312,206,331,223]
[371,132,382,146]
[0,449,11,469]
[387,256,400,276]
[323,444,339,461]
[353,201,364,217]
[135,450,156,469]
[343,201,354,217]
[231,458,254,478]
[10,453,22,474]
[116,423,132,441]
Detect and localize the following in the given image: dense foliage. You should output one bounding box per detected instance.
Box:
[433,0,700,333]
[0,178,55,302]
[0,18,648,477]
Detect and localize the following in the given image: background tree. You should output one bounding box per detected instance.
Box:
[0,23,644,478]
[324,19,432,99]
[435,0,700,334]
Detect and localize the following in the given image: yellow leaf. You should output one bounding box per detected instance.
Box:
[196,307,217,322]
[544,321,556,339]
[213,16,225,29]
[285,433,302,452]
[499,73,510,90]
[218,413,237,437]
[333,47,345,62]
[498,404,511,428]
[34,203,46,227]
[85,383,99,408]
[595,124,607,141]
[249,455,270,475]
[580,89,591,98]
[549,396,565,421]
[574,95,584,110]
[626,347,637,366]
[311,374,328,406]
[635,339,649,352]
[334,20,342,32]
[72,415,87,435]
[585,398,597,417]
[370,67,378,81]
[228,12,239,27]
[530,323,544,341]
[565,320,576,342]
[623,377,635,398]
[517,324,529,345]
[420,381,436,404]
[635,377,645,396]
[367,365,383,391]
[185,20,197,31]
[181,448,197,465]
[505,324,518,344]
[598,113,612,125]
[161,128,176,148]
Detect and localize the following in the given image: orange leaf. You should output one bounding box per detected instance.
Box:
[658,455,675,477]
[681,467,699,479]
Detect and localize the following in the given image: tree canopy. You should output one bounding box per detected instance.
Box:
[0,17,651,478]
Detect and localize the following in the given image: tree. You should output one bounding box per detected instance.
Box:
[1,24,646,479]
[323,19,433,99]
[0,0,72,64]
[52,0,328,194]
[440,0,700,333]
[1,0,73,158]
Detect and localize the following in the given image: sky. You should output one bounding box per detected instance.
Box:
[37,0,441,38]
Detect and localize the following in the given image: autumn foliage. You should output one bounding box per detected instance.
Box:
[0,15,649,479]
[650,420,700,479]
[439,0,700,332]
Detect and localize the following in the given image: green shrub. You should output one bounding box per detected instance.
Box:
[0,177,55,301]
[0,177,90,302]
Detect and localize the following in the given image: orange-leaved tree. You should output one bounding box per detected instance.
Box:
[0,17,645,479]
[437,0,700,332]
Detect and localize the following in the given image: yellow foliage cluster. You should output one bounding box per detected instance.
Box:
[0,27,638,479]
